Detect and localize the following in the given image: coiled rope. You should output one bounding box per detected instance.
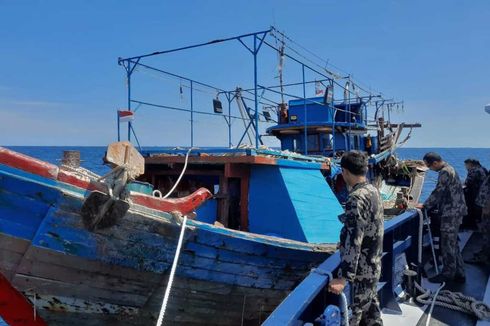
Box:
[414,281,490,321]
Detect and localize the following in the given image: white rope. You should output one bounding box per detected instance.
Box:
[425,282,445,326]
[162,148,192,199]
[339,292,349,326]
[155,215,188,326]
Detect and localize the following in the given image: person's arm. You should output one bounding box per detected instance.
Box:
[464,169,474,187]
[338,195,366,282]
[476,176,490,208]
[424,170,449,211]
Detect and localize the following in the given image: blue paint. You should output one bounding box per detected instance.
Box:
[31,206,98,258]
[0,163,87,197]
[288,97,335,125]
[0,155,333,296]
[275,159,322,170]
[248,165,343,244]
[194,198,217,224]
[0,164,61,203]
[248,165,307,242]
[0,170,58,240]
[280,167,343,244]
[127,181,154,195]
[264,210,422,325]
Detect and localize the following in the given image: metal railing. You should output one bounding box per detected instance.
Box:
[263,209,422,325]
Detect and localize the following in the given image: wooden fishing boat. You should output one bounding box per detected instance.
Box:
[0,145,341,325]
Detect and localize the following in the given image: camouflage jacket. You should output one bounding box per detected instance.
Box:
[476,175,490,208]
[424,163,467,217]
[465,166,487,198]
[338,182,384,282]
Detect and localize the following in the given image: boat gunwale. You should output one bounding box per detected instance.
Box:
[0,160,336,253]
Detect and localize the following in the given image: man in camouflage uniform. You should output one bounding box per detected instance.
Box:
[329,151,384,326]
[463,159,487,229]
[466,174,490,263]
[417,152,467,283]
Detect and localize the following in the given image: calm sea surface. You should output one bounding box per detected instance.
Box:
[5,146,490,201]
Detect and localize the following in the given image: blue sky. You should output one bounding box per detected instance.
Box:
[1,0,489,147]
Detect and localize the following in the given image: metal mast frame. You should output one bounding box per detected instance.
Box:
[117,28,396,152]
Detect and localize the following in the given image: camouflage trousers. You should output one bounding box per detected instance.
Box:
[440,215,465,278]
[475,204,490,259]
[350,280,383,326]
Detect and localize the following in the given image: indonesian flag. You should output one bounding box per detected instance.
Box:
[315,81,324,95]
[118,110,134,123]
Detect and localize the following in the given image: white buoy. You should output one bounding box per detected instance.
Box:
[485,103,490,114]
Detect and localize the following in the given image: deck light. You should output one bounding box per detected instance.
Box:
[324,85,334,105]
[213,98,223,114]
[262,110,272,122]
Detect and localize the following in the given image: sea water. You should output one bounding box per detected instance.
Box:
[5,146,490,201]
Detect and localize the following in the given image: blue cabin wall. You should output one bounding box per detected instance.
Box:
[280,136,294,151]
[248,164,343,244]
[269,97,369,155]
[288,97,335,125]
[248,165,307,241]
[195,199,218,224]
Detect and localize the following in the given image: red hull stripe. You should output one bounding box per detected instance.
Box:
[131,188,213,215]
[0,272,47,326]
[0,147,213,214]
[0,148,58,180]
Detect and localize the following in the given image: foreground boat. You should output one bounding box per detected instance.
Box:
[0,146,339,325]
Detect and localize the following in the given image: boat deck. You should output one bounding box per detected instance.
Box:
[382,231,490,326]
[264,212,490,326]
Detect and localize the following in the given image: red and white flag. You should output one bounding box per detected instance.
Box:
[315,81,324,96]
[118,110,134,123]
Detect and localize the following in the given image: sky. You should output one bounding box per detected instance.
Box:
[0,0,489,147]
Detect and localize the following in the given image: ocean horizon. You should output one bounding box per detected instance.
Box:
[4,146,490,202]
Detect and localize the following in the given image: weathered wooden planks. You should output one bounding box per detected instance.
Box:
[0,150,336,325]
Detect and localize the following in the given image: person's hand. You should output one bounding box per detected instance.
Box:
[328,278,346,295]
[415,203,424,209]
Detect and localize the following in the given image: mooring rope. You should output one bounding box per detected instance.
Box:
[414,281,490,321]
[162,148,192,199]
[155,215,188,326]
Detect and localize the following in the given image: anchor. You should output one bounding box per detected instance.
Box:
[81,141,144,230]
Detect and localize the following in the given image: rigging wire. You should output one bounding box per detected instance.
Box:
[270,26,384,98]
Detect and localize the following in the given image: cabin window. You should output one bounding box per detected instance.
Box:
[307,134,319,151]
[321,134,333,150]
[295,134,319,152]
[354,135,360,149]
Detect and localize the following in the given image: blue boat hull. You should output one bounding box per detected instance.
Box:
[0,162,335,325]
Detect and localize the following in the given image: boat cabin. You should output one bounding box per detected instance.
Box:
[266,97,378,157]
[137,148,344,244]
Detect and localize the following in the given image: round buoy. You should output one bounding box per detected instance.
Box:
[485,103,490,114]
